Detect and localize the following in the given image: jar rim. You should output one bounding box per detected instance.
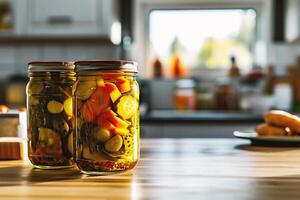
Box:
[28,61,75,72]
[74,60,138,73]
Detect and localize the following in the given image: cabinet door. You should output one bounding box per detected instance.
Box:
[26,0,104,35]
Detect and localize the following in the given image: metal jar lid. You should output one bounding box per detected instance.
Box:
[74,60,138,73]
[28,61,75,72]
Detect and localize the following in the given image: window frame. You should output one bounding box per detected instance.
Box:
[132,0,272,77]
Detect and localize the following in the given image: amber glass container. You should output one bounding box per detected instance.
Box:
[173,79,197,111]
[27,62,75,169]
[74,60,140,175]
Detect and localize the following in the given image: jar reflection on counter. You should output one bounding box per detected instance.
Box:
[26,62,76,169]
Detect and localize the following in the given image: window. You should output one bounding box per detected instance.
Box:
[149,9,257,71]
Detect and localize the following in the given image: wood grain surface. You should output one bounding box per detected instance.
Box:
[1,139,300,200]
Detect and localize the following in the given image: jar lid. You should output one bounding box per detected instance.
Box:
[28,61,75,72]
[74,60,138,73]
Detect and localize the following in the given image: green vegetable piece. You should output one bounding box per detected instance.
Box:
[47,100,63,114]
[76,80,97,100]
[94,127,112,142]
[53,118,69,136]
[38,128,59,147]
[63,98,73,116]
[28,82,43,95]
[116,95,138,119]
[68,132,73,155]
[29,96,39,106]
[123,129,135,157]
[104,135,123,153]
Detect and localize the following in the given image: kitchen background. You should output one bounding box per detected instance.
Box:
[0,0,300,138]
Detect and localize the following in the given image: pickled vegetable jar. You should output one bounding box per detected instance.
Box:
[74,60,140,175]
[27,62,75,169]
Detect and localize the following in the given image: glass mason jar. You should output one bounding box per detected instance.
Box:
[27,62,76,169]
[74,60,140,175]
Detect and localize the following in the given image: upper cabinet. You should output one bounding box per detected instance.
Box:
[10,0,121,42]
[26,0,101,35]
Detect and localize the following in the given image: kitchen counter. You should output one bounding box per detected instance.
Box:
[141,110,263,122]
[1,139,300,199]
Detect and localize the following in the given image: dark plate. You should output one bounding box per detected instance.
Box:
[233,131,300,147]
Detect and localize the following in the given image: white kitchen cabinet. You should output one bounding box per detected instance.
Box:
[21,0,119,37]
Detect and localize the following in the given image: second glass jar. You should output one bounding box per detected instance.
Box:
[74,60,140,175]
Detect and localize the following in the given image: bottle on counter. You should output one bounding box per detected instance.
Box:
[196,82,214,110]
[151,57,164,79]
[213,78,238,111]
[265,64,276,94]
[170,55,187,78]
[228,56,240,78]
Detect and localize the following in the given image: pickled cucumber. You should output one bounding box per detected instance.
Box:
[104,135,123,153]
[68,132,73,155]
[28,82,44,95]
[94,127,112,142]
[29,96,39,106]
[116,95,138,119]
[123,129,134,157]
[47,100,63,114]
[76,80,96,100]
[63,98,73,116]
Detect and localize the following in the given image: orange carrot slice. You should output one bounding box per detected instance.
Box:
[89,86,110,116]
[102,110,129,128]
[115,78,131,93]
[104,82,122,103]
[81,101,95,122]
[96,117,115,129]
[81,87,110,122]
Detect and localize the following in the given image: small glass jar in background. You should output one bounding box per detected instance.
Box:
[213,79,238,111]
[196,82,214,110]
[27,62,76,169]
[74,60,140,175]
[173,79,197,111]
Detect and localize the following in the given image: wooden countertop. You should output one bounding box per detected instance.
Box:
[1,139,300,199]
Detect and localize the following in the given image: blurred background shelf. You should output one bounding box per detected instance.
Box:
[141,110,263,123]
[140,110,262,138]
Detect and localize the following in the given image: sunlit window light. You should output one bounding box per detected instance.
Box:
[149,9,257,70]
